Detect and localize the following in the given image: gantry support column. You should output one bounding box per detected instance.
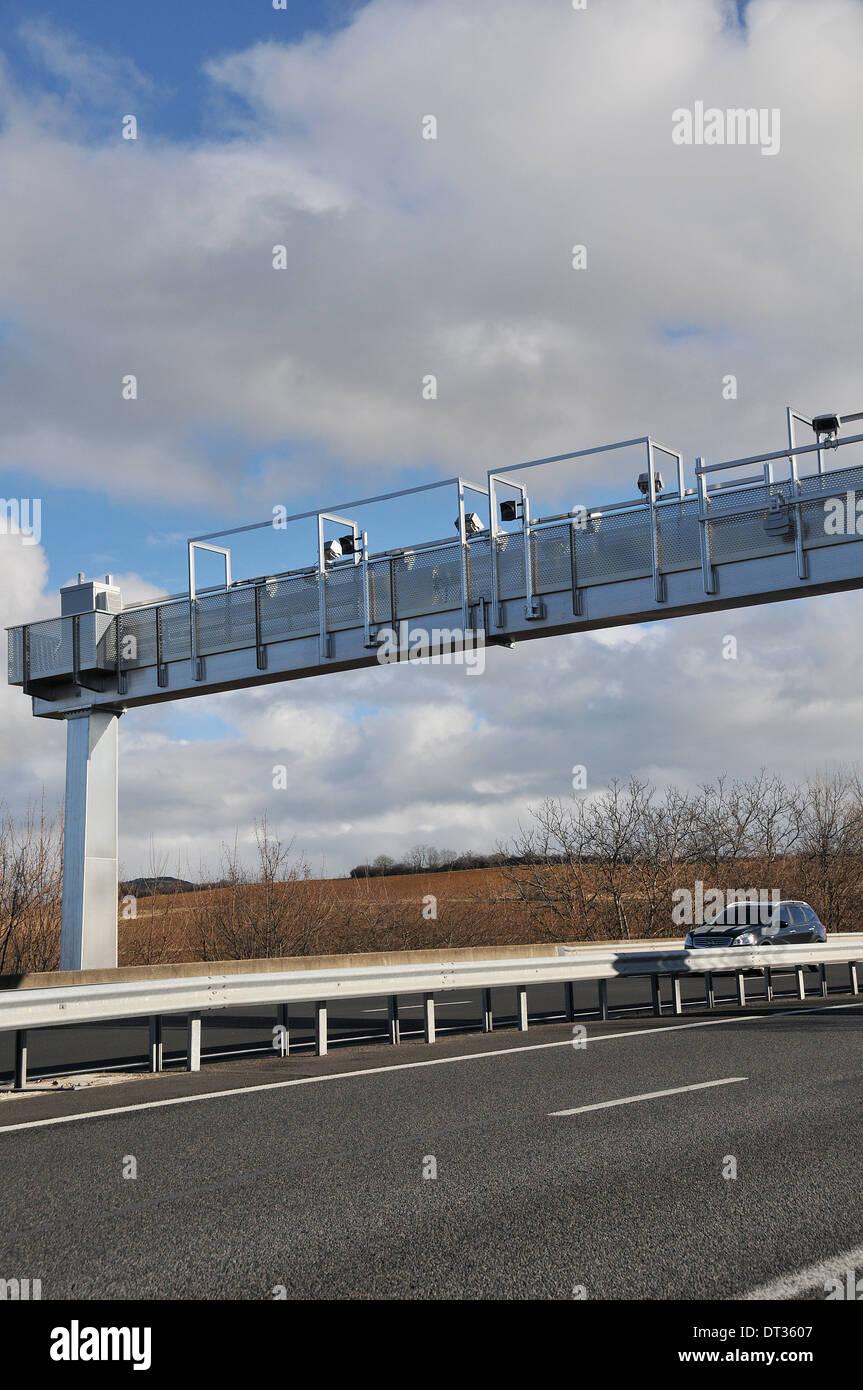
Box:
[60,708,121,971]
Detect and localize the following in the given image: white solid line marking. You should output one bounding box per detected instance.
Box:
[361,1000,472,1013]
[0,1000,858,1136]
[739,1243,863,1301]
[549,1076,747,1117]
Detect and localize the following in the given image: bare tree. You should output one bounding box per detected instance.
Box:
[191,816,335,960]
[501,797,605,939]
[792,771,863,933]
[0,798,63,974]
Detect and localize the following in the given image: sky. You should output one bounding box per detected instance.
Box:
[2,0,863,877]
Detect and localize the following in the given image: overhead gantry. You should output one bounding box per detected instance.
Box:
[7,403,863,968]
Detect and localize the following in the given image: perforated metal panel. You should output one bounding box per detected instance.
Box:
[801,496,858,548]
[27,618,73,679]
[795,461,863,501]
[708,481,772,516]
[7,613,117,684]
[467,537,493,605]
[533,524,573,594]
[325,565,364,630]
[258,575,318,643]
[795,463,863,552]
[496,532,526,600]
[117,608,157,670]
[656,499,701,571]
[700,472,863,563]
[7,627,23,684]
[708,503,787,564]
[368,559,393,624]
[574,509,652,585]
[393,544,462,619]
[90,613,117,672]
[706,477,817,564]
[159,601,192,663]
[195,588,257,656]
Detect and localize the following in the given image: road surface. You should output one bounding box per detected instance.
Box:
[1,988,861,1300]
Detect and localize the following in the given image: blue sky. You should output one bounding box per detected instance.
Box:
[0,1,363,141]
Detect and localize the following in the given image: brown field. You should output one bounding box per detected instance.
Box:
[117,858,861,967]
[120,866,543,966]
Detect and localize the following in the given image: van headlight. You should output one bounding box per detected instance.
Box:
[735,931,757,945]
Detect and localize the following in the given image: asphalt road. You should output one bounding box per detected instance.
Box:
[1,990,862,1300]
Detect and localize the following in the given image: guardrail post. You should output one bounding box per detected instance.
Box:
[517,985,529,1031]
[483,988,494,1032]
[818,963,828,998]
[315,1001,328,1057]
[704,972,715,1009]
[764,966,773,1002]
[598,979,609,1021]
[14,1031,27,1090]
[736,972,746,1007]
[849,962,859,996]
[671,976,682,1016]
[795,966,806,1000]
[650,976,661,1016]
[564,982,575,1021]
[423,993,436,1044]
[186,1013,201,1072]
[276,1003,289,1056]
[148,1016,163,1072]
[387,995,400,1045]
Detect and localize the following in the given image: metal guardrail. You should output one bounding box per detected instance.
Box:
[2,940,860,1090]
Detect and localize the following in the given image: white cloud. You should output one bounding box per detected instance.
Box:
[1,0,863,510]
[17,19,154,106]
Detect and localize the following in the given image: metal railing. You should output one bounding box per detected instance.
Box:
[2,938,860,1088]
[695,430,863,589]
[488,435,685,618]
